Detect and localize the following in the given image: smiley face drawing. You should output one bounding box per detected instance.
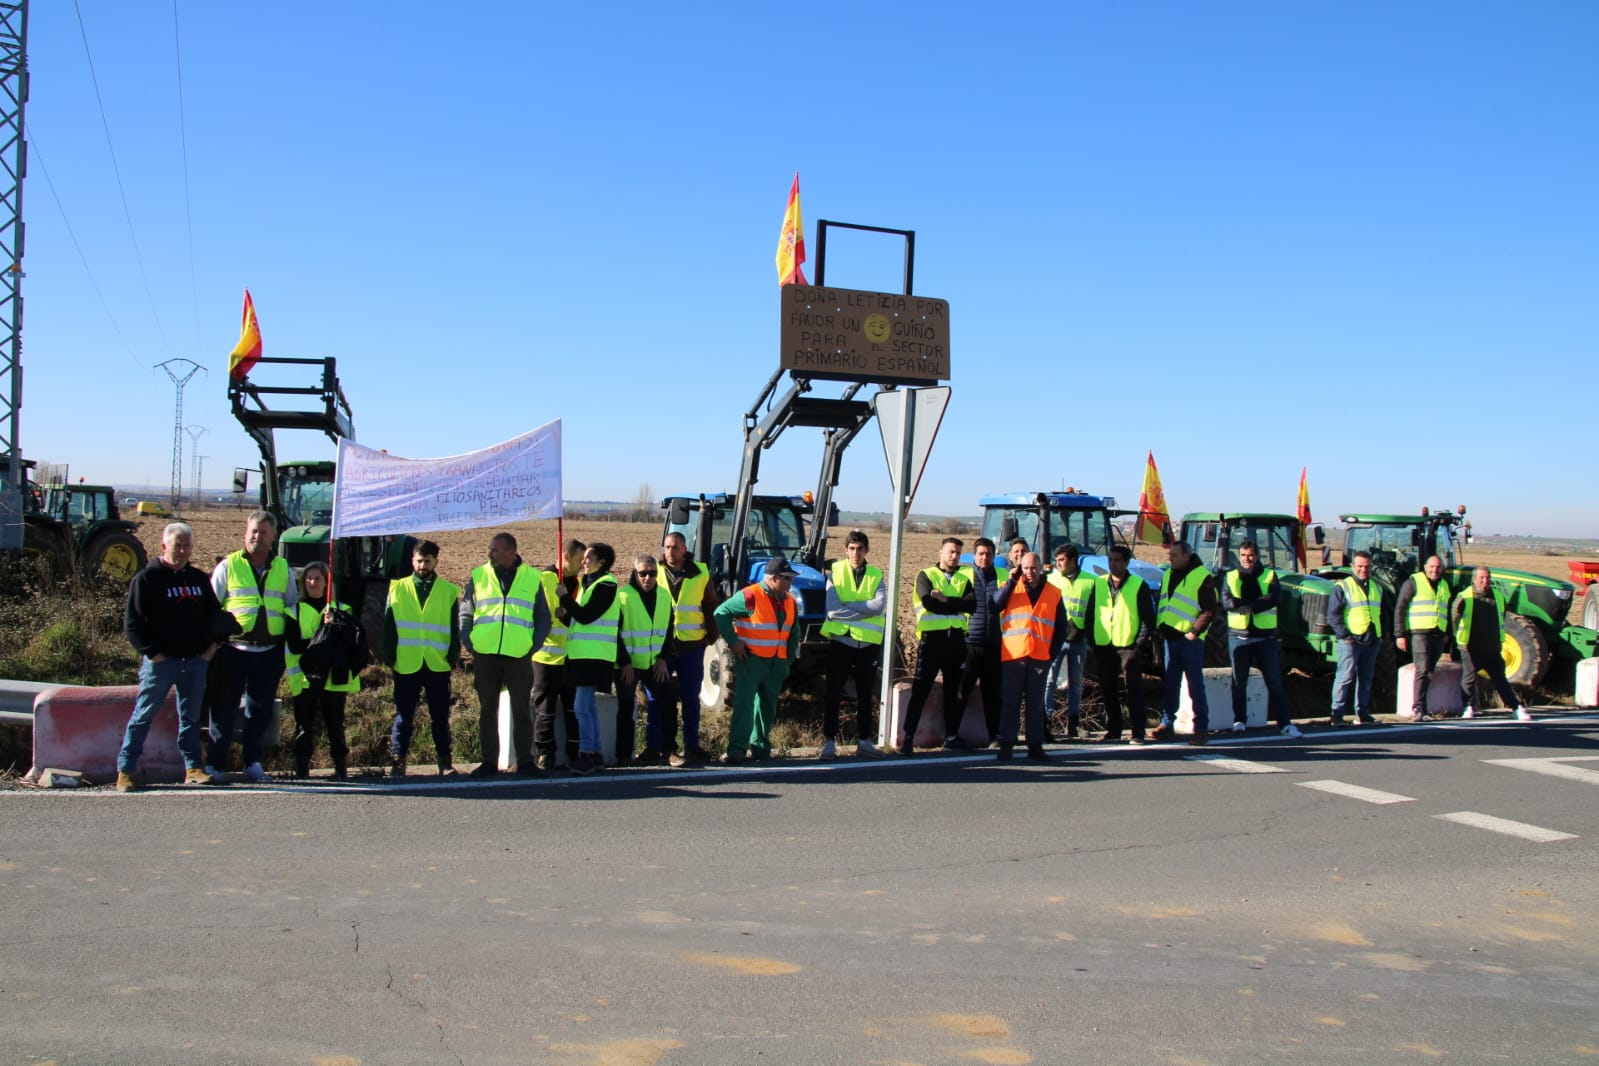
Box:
[863,313,891,345]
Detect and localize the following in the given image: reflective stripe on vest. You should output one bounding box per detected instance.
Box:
[1225,569,1279,632]
[284,601,359,695]
[469,564,542,658]
[1000,581,1062,662]
[819,560,885,645]
[533,570,569,664]
[1047,570,1094,629]
[1092,574,1145,647]
[1455,588,1506,646]
[663,562,711,644]
[389,576,459,674]
[1407,573,1451,633]
[223,552,291,639]
[1158,565,1211,635]
[1340,577,1382,637]
[567,574,621,663]
[618,584,673,668]
[915,567,971,634]
[731,585,797,659]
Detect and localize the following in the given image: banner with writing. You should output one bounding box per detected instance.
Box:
[331,421,562,537]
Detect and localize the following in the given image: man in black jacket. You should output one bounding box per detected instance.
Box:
[116,523,225,791]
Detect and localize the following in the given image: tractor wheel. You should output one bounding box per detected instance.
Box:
[84,532,147,583]
[1202,618,1230,668]
[700,641,735,714]
[22,523,70,582]
[1584,584,1599,632]
[359,581,389,659]
[1500,613,1551,687]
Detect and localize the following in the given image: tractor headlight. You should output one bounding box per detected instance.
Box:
[1553,588,1572,601]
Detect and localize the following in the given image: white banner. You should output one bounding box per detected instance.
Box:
[330,421,562,538]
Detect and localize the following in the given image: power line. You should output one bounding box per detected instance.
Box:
[171,0,200,349]
[74,0,172,358]
[22,129,146,371]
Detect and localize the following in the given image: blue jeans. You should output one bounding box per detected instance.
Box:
[119,655,210,773]
[573,685,601,754]
[1163,636,1209,732]
[1044,638,1087,720]
[1332,640,1379,721]
[1230,636,1289,727]
[653,649,705,751]
[207,644,286,769]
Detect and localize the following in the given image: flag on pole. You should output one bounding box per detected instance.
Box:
[1134,451,1171,545]
[228,289,263,381]
[1295,466,1313,567]
[775,172,807,285]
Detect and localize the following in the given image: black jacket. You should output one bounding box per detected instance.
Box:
[124,558,223,659]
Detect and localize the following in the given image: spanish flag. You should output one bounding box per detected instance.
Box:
[1134,451,1172,546]
[1295,466,1313,567]
[775,172,807,286]
[228,289,263,381]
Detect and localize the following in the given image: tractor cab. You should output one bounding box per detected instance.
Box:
[1180,513,1324,574]
[974,491,1164,587]
[1338,511,1462,579]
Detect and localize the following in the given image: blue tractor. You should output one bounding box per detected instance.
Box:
[974,491,1164,587]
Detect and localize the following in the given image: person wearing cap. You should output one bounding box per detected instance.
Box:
[713,559,802,764]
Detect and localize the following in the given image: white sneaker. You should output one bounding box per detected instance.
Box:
[1461,708,1476,719]
[818,739,837,759]
[1231,722,1246,733]
[202,765,226,784]
[1280,724,1303,738]
[856,739,884,757]
[1514,707,1533,722]
[242,762,267,783]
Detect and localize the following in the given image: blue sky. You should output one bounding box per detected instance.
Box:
[18,2,1597,536]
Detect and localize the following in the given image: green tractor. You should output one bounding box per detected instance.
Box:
[1176,513,1340,673]
[0,455,148,582]
[1317,510,1598,687]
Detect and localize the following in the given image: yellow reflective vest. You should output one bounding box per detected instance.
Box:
[1158,565,1211,635]
[222,552,291,640]
[915,566,971,634]
[1407,573,1451,633]
[388,576,459,675]
[567,574,621,663]
[468,564,542,658]
[819,560,885,645]
[534,570,570,665]
[284,602,360,695]
[1339,577,1382,637]
[1455,588,1507,646]
[618,584,672,669]
[1092,574,1146,648]
[1226,569,1278,632]
[662,562,711,644]
[1047,569,1094,630]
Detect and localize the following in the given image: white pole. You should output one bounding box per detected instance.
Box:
[877,391,916,749]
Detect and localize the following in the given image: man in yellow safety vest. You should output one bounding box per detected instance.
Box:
[1327,550,1383,726]
[819,530,888,759]
[1394,555,1451,720]
[1451,565,1532,722]
[459,532,550,778]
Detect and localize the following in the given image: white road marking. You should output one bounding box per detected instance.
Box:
[1483,756,1599,787]
[1183,755,1287,774]
[1297,780,1415,804]
[1434,811,1578,843]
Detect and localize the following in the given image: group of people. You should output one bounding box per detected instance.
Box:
[114,514,1533,789]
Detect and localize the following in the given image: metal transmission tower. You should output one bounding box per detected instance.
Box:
[184,424,206,506]
[0,1,28,555]
[156,359,203,511]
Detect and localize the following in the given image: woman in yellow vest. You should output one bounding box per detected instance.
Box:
[283,561,360,779]
[558,542,622,775]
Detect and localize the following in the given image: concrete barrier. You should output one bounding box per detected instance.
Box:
[1576,658,1599,709]
[1176,667,1265,733]
[496,689,619,767]
[1396,662,1465,717]
[28,685,283,785]
[885,683,992,751]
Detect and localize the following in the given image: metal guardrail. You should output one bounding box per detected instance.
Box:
[0,679,52,724]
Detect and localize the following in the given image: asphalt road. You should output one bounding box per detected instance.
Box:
[4,714,1598,1065]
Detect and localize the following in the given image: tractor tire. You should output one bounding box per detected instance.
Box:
[700,641,735,714]
[359,580,390,659]
[84,532,147,583]
[1500,612,1551,687]
[1584,584,1599,632]
[22,523,71,582]
[1202,618,1230,668]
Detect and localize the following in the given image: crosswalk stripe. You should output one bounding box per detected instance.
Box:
[1184,755,1287,774]
[1434,811,1578,843]
[1483,757,1599,786]
[1297,780,1415,804]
